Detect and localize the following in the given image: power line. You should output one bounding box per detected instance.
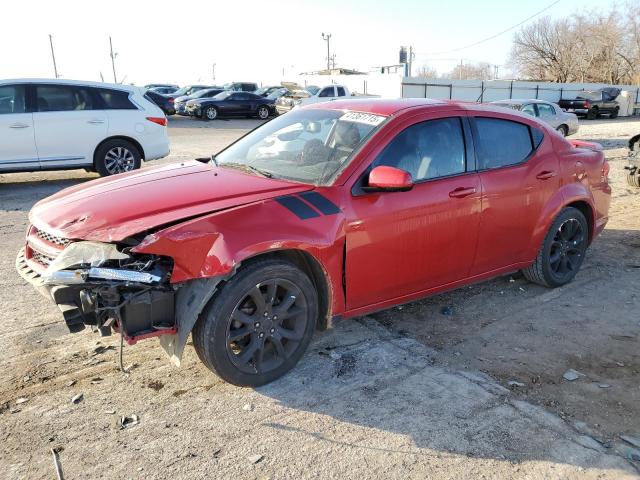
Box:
[428,0,562,55]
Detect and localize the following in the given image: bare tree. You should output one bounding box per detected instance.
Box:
[447,62,493,80]
[509,4,640,84]
[415,65,438,79]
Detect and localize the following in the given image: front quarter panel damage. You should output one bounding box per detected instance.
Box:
[133,194,347,315]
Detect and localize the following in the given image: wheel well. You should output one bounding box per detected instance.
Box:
[566,201,594,243]
[94,136,146,164]
[239,250,331,330]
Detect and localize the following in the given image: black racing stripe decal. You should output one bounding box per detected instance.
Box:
[276,196,321,220]
[298,191,341,215]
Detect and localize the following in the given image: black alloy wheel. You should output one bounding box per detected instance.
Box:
[193,259,318,386]
[523,207,588,287]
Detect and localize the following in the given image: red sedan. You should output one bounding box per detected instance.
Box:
[17,99,611,386]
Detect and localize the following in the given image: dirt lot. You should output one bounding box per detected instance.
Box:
[1,115,639,479]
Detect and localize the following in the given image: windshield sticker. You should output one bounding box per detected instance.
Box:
[341,112,386,126]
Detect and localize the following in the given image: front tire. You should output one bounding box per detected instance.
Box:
[193,259,318,387]
[94,139,141,177]
[256,105,270,120]
[204,106,218,120]
[522,207,588,288]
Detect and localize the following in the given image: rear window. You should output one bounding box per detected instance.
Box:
[98,89,136,110]
[475,117,537,170]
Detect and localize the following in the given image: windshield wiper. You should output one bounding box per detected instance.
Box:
[220,162,273,178]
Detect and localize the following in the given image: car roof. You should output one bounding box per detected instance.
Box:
[0,78,138,92]
[306,98,453,116]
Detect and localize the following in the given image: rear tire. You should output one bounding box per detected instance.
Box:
[193,259,318,387]
[587,108,598,120]
[522,207,588,288]
[610,108,619,119]
[94,139,141,177]
[556,125,568,137]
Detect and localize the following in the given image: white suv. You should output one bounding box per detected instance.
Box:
[0,79,170,176]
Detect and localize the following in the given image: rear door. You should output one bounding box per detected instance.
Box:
[470,115,558,275]
[0,84,38,171]
[33,84,107,168]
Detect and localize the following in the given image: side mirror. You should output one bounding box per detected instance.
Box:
[365,165,414,192]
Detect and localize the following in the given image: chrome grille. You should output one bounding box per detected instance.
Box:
[35,228,71,247]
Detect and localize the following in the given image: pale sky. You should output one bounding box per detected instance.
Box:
[0,0,619,86]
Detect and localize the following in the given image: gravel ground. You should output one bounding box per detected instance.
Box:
[0,115,639,479]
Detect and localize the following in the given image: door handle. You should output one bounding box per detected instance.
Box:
[87,119,105,124]
[449,187,477,198]
[536,170,556,180]
[9,123,30,129]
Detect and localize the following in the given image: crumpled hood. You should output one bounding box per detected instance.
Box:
[30,161,312,242]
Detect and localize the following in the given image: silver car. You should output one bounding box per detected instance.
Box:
[491,99,579,137]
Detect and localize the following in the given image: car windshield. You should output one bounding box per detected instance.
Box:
[267,88,288,100]
[215,109,386,185]
[214,91,233,100]
[192,89,217,98]
[171,86,190,96]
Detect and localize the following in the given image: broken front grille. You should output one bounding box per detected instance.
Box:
[35,227,72,247]
[25,225,72,272]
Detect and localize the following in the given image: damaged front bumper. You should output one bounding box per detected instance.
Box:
[16,242,176,343]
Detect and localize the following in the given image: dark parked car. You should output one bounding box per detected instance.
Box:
[174,88,223,115]
[165,85,213,101]
[144,89,176,115]
[190,91,275,120]
[223,82,258,92]
[558,88,620,120]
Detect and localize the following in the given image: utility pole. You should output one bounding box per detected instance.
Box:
[109,36,118,83]
[407,46,415,77]
[321,32,332,72]
[49,34,59,78]
[212,63,216,82]
[459,59,463,80]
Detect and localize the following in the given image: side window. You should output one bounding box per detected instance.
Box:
[475,117,534,170]
[537,103,555,118]
[98,89,136,110]
[521,104,536,117]
[319,87,334,98]
[373,117,466,181]
[36,85,93,112]
[337,86,346,96]
[0,85,26,114]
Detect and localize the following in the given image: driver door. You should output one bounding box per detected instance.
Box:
[345,112,481,310]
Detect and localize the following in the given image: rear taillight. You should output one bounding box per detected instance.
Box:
[602,161,610,178]
[168,98,174,104]
[146,116,167,126]
[584,100,590,108]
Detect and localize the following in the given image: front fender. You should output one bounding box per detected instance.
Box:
[133,197,346,314]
